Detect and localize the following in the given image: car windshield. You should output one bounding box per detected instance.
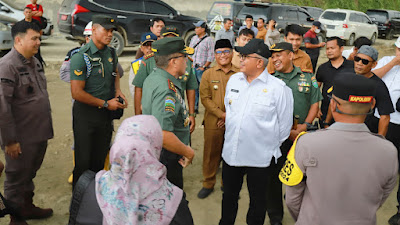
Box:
[1,0,24,10]
[238,6,269,20]
[366,11,388,23]
[321,11,346,21]
[208,3,232,17]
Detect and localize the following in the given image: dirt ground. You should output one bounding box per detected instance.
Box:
[0,36,398,225]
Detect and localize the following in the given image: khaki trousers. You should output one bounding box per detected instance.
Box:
[202,128,224,189]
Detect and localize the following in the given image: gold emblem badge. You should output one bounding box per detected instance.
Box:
[74,70,83,76]
[108,58,113,63]
[263,89,267,93]
[300,74,305,78]
[184,76,187,81]
[110,19,114,22]
[229,99,232,105]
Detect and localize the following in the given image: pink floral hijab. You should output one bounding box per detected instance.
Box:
[95,115,183,225]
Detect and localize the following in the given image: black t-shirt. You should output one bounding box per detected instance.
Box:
[316,58,354,119]
[365,73,394,132]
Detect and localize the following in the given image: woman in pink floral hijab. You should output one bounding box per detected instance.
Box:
[95,115,193,225]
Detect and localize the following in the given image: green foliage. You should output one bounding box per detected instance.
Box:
[272,0,400,12]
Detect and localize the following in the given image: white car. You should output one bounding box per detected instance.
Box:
[319,9,378,45]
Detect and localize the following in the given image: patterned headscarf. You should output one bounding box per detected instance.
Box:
[95,115,183,225]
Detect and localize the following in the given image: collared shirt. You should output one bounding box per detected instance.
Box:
[200,63,239,129]
[304,30,320,58]
[316,58,354,117]
[374,56,400,124]
[267,49,313,74]
[215,28,235,47]
[0,48,53,148]
[70,40,117,101]
[189,34,215,67]
[256,27,267,40]
[239,25,258,37]
[286,122,398,225]
[222,70,293,167]
[274,66,323,124]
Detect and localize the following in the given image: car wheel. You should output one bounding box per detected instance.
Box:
[347,34,355,46]
[184,30,196,46]
[110,31,124,56]
[371,33,377,44]
[317,33,326,43]
[386,29,394,40]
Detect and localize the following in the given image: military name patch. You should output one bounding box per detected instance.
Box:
[165,96,176,113]
[348,95,373,103]
[74,70,83,76]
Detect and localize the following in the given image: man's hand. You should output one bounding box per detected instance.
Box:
[107,98,125,111]
[198,67,205,71]
[115,90,128,108]
[5,142,21,159]
[221,112,226,122]
[179,146,195,168]
[289,129,300,141]
[317,109,322,119]
[189,116,196,133]
[319,42,326,47]
[217,119,225,129]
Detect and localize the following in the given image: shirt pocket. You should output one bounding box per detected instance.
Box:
[225,91,239,112]
[251,93,274,117]
[297,83,311,94]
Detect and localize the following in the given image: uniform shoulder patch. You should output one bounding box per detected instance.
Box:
[74,70,83,76]
[168,79,177,93]
[279,132,307,186]
[188,56,193,62]
[311,76,318,88]
[165,96,176,113]
[144,53,154,60]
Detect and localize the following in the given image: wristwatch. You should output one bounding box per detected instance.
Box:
[189,113,196,117]
[304,122,312,130]
[101,100,109,109]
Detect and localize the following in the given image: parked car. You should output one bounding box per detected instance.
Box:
[319,9,378,45]
[58,0,201,56]
[366,9,400,40]
[233,2,326,41]
[302,6,324,20]
[0,0,53,40]
[206,1,244,33]
[0,16,13,51]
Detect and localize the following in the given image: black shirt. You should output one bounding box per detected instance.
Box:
[316,58,355,119]
[365,73,394,132]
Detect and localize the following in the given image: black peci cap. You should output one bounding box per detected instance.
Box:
[215,39,232,50]
[327,72,376,103]
[234,38,271,58]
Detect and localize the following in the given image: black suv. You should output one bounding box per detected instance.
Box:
[58,0,201,55]
[302,6,324,20]
[366,9,400,40]
[233,2,315,33]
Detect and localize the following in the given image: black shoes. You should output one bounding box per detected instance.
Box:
[197,188,213,199]
[388,212,400,225]
[270,222,282,225]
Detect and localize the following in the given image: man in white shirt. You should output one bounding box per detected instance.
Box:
[219,38,293,225]
[215,18,235,47]
[372,36,400,225]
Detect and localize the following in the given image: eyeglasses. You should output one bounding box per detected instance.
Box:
[354,56,373,65]
[169,55,187,60]
[215,50,232,55]
[239,54,262,60]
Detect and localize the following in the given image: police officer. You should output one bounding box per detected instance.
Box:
[283,73,398,224]
[133,25,197,133]
[268,42,323,225]
[0,21,53,225]
[70,15,127,188]
[141,37,195,189]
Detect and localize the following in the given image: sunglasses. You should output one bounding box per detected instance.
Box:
[354,56,373,65]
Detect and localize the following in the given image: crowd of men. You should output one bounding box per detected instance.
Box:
[1,5,400,225]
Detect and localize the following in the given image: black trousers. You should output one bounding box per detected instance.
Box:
[165,157,184,189]
[310,55,318,73]
[72,101,112,188]
[386,122,400,205]
[219,160,277,225]
[265,139,293,224]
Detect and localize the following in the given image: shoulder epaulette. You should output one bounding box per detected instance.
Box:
[301,68,313,74]
[188,56,193,62]
[168,79,177,93]
[144,53,154,60]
